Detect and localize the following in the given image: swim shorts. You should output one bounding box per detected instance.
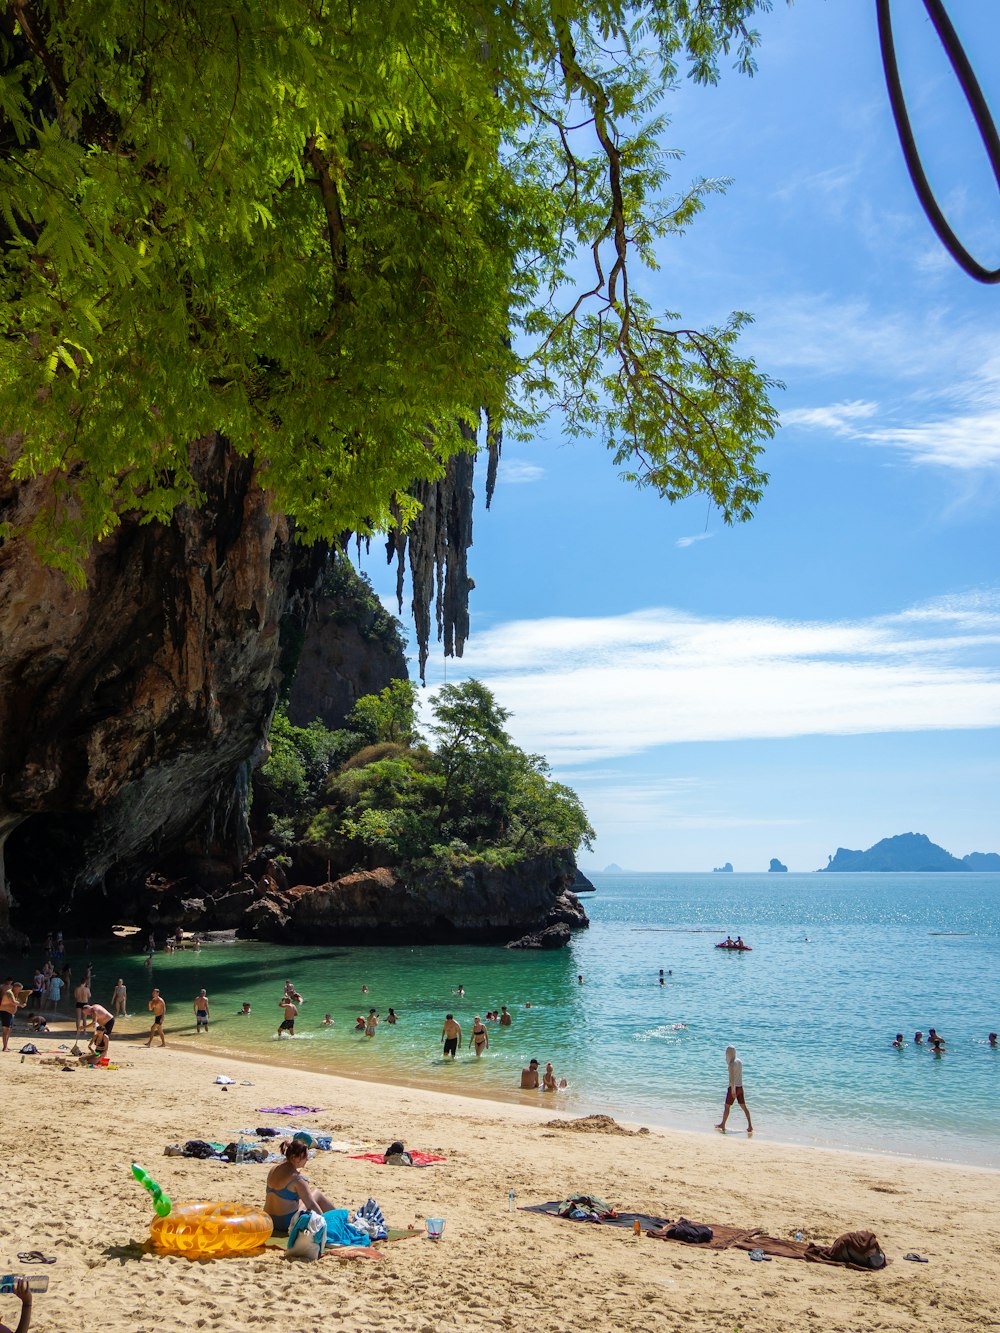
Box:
[0,1012,11,1028]
[443,1037,458,1056]
[151,1015,163,1027]
[725,1085,746,1106]
[101,1016,115,1035]
[279,1018,295,1032]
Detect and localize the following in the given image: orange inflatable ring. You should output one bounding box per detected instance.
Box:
[150,1202,273,1257]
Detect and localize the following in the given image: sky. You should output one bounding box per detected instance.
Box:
[356,0,1000,872]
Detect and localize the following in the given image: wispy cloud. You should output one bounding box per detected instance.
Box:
[436,593,1000,765]
[675,531,713,549]
[782,400,879,435]
[498,459,545,484]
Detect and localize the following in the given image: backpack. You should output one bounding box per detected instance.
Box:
[288,1210,327,1260]
[665,1218,714,1244]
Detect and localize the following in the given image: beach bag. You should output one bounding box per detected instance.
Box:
[351,1197,388,1241]
[824,1230,886,1270]
[666,1218,714,1244]
[18,1043,39,1055]
[288,1210,327,1260]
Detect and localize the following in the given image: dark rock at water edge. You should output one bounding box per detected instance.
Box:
[571,868,596,893]
[506,923,572,950]
[768,858,788,873]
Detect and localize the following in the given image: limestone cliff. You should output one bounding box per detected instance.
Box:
[0,435,323,940]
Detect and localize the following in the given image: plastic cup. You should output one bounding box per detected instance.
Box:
[425,1218,445,1240]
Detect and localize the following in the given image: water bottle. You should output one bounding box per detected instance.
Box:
[0,1275,48,1294]
[507,1189,516,1212]
[236,1134,245,1164]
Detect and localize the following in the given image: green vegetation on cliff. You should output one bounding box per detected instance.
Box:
[2,1,776,578]
[253,680,593,881]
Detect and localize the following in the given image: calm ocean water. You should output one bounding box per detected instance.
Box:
[79,873,999,1166]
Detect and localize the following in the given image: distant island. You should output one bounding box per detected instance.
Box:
[603,863,625,874]
[713,862,734,873]
[820,832,1000,873]
[768,858,788,873]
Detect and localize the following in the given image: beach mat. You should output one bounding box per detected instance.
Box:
[263,1227,423,1251]
[348,1151,447,1166]
[527,1203,888,1270]
[522,1202,668,1231]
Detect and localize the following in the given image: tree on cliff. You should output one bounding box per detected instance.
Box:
[1,0,778,592]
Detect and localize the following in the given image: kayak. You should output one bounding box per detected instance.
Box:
[715,942,752,951]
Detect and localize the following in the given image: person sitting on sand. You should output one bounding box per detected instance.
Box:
[322,1014,334,1026]
[499,1005,512,1027]
[82,1027,110,1064]
[520,1058,540,1089]
[716,1044,753,1134]
[264,1139,336,1235]
[0,1276,32,1333]
[469,1016,489,1058]
[26,1013,49,1032]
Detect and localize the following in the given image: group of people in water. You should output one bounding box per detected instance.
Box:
[892,1028,997,1052]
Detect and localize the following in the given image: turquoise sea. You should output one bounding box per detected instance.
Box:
[77,873,998,1167]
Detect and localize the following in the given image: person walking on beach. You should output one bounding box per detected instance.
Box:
[193,989,210,1032]
[716,1045,753,1134]
[73,977,91,1035]
[112,978,128,1016]
[441,1013,462,1059]
[469,1016,489,1058]
[0,980,26,1052]
[147,988,167,1046]
[277,996,298,1037]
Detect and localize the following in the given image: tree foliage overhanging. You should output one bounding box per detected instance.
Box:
[254,679,594,880]
[0,0,778,575]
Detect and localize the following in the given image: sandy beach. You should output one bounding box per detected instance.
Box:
[2,1015,998,1333]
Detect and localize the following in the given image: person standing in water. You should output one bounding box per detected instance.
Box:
[499,1005,512,1027]
[193,989,210,1032]
[715,1045,753,1134]
[469,1015,489,1058]
[277,996,298,1037]
[365,1008,379,1037]
[441,1013,462,1059]
[112,978,128,1016]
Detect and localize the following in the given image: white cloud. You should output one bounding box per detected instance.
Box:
[675,531,713,548]
[498,459,545,484]
[782,400,878,435]
[863,408,1000,469]
[434,596,1000,765]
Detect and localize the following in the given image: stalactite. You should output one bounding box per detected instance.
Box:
[387,423,492,682]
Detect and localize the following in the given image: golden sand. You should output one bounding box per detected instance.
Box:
[3,1018,998,1333]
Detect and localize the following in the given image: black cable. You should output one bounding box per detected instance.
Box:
[877,0,1000,284]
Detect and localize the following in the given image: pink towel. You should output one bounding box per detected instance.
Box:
[349,1150,447,1165]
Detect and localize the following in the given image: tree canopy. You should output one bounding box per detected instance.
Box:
[1,0,778,579]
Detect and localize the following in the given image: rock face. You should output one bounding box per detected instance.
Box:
[962,851,1000,871]
[819,832,990,872]
[713,862,734,873]
[240,853,588,946]
[768,858,788,873]
[284,565,406,730]
[0,435,324,941]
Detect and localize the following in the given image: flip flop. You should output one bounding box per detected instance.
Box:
[17,1252,55,1264]
[903,1252,929,1263]
[747,1249,772,1262]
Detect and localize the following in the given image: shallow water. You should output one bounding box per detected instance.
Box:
[69,872,999,1166]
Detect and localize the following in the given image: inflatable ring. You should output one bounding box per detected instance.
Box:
[150,1202,273,1257]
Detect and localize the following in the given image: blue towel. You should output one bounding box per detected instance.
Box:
[322,1209,371,1248]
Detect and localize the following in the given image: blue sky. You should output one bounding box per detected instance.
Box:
[358,1,1000,872]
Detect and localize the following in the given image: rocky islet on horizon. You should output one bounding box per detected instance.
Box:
[821,832,1000,872]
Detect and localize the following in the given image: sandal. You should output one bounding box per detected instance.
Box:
[17,1252,55,1264]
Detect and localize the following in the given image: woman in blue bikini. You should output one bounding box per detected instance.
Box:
[264,1140,336,1235]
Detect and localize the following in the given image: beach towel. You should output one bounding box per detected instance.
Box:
[522,1201,655,1229]
[257,1105,324,1116]
[350,1198,388,1241]
[348,1150,447,1166]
